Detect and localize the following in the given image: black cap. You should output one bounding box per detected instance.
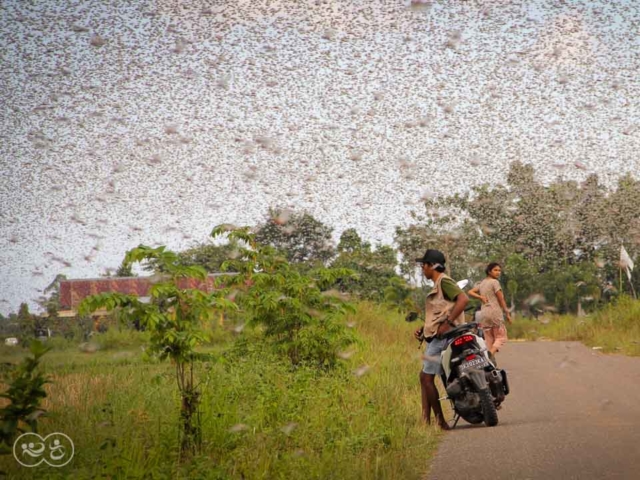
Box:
[415,249,446,265]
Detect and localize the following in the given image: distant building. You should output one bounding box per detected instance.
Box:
[58,274,231,317]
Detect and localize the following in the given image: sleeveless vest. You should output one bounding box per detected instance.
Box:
[423,274,466,339]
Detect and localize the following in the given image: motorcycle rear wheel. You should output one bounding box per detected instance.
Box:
[479,388,499,426]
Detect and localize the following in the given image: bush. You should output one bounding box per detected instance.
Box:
[42,335,76,351]
[0,341,50,456]
[212,225,358,368]
[91,329,151,351]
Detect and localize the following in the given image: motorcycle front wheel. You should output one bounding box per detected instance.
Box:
[479,388,499,426]
[461,413,484,425]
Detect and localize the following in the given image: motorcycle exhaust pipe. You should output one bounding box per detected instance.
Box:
[500,369,510,395]
[488,369,505,403]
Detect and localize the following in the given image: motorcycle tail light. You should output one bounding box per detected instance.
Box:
[465,354,477,361]
[453,334,474,346]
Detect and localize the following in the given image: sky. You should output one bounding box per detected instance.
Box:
[1,0,639,316]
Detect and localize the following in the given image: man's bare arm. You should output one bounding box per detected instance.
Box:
[448,292,469,322]
[436,292,469,336]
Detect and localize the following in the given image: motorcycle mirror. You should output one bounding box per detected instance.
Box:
[456,279,469,289]
[405,312,419,323]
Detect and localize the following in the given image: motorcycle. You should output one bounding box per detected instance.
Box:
[406,279,509,428]
[439,322,509,427]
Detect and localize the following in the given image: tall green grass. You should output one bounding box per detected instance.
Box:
[0,330,152,370]
[509,296,640,356]
[0,302,440,479]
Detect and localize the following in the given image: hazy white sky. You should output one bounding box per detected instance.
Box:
[1,0,639,315]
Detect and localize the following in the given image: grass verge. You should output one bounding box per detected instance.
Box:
[509,296,640,356]
[0,302,440,479]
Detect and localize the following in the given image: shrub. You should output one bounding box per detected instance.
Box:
[0,341,50,456]
[79,245,238,457]
[212,225,358,368]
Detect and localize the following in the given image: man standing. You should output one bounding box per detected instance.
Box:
[414,249,469,430]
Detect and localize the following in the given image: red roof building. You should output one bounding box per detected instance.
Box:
[59,274,230,311]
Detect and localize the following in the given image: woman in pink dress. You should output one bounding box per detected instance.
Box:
[468,263,512,363]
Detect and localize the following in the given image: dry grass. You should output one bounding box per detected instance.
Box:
[41,373,119,412]
[1,303,441,479]
[509,296,640,356]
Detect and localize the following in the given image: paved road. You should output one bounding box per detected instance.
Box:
[427,341,640,480]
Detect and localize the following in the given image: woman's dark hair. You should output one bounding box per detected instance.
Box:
[485,262,502,275]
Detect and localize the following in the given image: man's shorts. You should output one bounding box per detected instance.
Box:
[422,337,450,375]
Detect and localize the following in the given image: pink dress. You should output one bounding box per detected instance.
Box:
[476,278,507,354]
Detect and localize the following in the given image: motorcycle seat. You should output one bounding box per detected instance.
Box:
[441,322,479,340]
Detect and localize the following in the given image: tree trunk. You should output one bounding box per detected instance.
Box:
[178,362,201,458]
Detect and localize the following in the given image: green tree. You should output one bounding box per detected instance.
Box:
[212,224,357,368]
[570,175,607,261]
[383,276,414,310]
[332,229,402,302]
[16,303,36,341]
[394,214,479,284]
[41,274,66,316]
[538,262,602,314]
[35,274,67,336]
[178,241,241,272]
[115,260,134,277]
[79,245,238,457]
[600,174,640,295]
[337,228,365,254]
[0,313,19,338]
[500,254,539,310]
[395,162,640,311]
[143,239,243,274]
[506,279,518,312]
[0,313,9,337]
[254,208,335,266]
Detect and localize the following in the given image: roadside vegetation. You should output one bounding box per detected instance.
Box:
[510,295,640,356]
[0,302,440,480]
[1,162,638,477]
